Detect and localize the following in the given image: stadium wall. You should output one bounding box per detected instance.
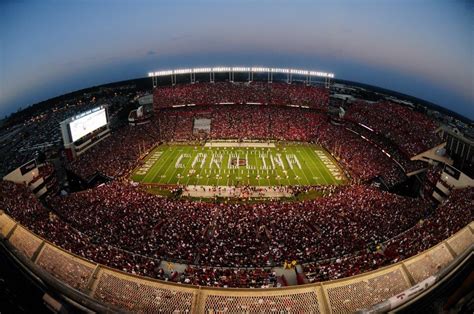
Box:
[0,210,472,313]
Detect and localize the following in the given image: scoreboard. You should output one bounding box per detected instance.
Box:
[69,107,107,142]
[60,106,110,160]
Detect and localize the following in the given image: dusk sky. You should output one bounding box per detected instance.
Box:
[1,0,473,119]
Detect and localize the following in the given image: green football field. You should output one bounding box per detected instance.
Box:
[131,143,346,187]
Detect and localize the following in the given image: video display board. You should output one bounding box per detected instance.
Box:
[69,107,107,142]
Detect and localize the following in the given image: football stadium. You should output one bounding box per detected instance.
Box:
[0,65,472,313]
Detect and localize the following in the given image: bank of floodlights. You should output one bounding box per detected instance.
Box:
[213,67,232,72]
[148,66,334,87]
[148,67,334,78]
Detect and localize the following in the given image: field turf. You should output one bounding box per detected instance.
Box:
[131,143,345,187]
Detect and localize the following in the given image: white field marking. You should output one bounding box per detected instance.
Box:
[149,147,180,183]
[314,150,337,184]
[272,154,285,170]
[210,153,223,169]
[300,148,327,185]
[135,151,163,176]
[285,154,302,170]
[314,150,343,182]
[176,153,191,168]
[290,150,311,185]
[165,148,192,184]
[191,153,207,168]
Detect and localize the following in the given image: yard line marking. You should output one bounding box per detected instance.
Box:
[145,146,175,183]
[293,146,313,186]
[302,146,329,185]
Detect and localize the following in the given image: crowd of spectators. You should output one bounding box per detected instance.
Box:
[345,122,427,174]
[304,187,473,282]
[46,183,429,268]
[315,122,407,187]
[60,84,435,190]
[421,165,444,199]
[2,178,472,288]
[0,180,278,288]
[157,105,325,142]
[0,181,163,278]
[70,103,412,188]
[210,105,325,141]
[1,78,471,294]
[345,101,442,157]
[153,82,329,110]
[0,87,136,177]
[177,266,279,288]
[70,123,160,179]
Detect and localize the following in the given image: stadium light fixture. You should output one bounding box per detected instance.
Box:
[148,66,335,78]
[290,69,308,75]
[271,68,290,73]
[251,67,270,72]
[232,67,251,72]
[154,70,173,76]
[174,69,192,74]
[193,68,212,73]
[213,67,231,72]
[309,71,335,78]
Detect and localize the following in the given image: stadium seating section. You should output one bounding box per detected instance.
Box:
[1,180,472,288]
[153,82,329,109]
[345,101,442,157]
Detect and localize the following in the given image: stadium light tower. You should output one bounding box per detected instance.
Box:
[148,72,157,88]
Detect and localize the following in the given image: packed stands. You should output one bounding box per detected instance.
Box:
[46,183,429,267]
[69,102,413,188]
[304,187,473,282]
[153,82,329,110]
[177,266,278,288]
[421,165,443,199]
[345,101,442,157]
[315,122,407,187]
[0,181,164,278]
[1,180,472,288]
[70,123,160,179]
[3,69,473,308]
[3,78,469,294]
[345,122,427,173]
